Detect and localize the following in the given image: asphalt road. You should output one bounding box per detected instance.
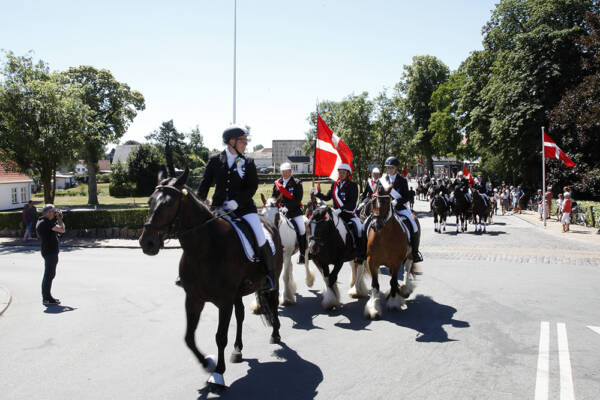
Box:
[1,200,599,400]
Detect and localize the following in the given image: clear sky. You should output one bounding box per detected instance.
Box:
[2,0,497,151]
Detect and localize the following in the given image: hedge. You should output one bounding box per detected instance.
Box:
[0,208,149,230]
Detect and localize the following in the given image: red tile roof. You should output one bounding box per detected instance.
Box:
[0,160,33,183]
[98,160,111,170]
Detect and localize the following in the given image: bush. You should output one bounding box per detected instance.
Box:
[109,162,134,198]
[0,209,149,230]
[96,174,111,183]
[109,182,135,197]
[127,144,165,196]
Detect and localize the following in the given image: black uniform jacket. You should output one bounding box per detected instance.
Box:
[382,174,410,210]
[360,177,378,201]
[272,177,303,219]
[197,151,258,216]
[433,184,448,196]
[316,179,358,217]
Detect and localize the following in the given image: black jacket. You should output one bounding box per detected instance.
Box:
[197,151,258,216]
[433,184,448,196]
[360,177,378,201]
[272,177,303,218]
[316,179,358,217]
[381,174,409,210]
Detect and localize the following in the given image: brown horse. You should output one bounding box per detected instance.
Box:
[471,189,492,233]
[138,168,283,391]
[364,187,420,319]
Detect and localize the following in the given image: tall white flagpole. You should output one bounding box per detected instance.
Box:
[232,0,237,124]
[542,126,547,227]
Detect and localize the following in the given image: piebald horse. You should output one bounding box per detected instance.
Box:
[364,187,420,319]
[139,168,283,391]
[259,193,315,305]
[306,195,369,310]
[471,189,492,233]
[431,194,448,233]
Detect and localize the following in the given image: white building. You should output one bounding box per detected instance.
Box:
[272,140,310,172]
[54,173,76,190]
[246,148,273,171]
[112,141,141,165]
[0,162,32,211]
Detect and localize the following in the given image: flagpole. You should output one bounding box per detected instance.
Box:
[232,0,237,124]
[312,99,319,188]
[542,126,546,228]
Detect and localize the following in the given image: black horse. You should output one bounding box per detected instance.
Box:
[452,188,471,233]
[139,168,283,391]
[307,199,369,309]
[431,194,448,233]
[471,189,491,233]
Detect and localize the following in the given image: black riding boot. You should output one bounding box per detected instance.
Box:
[408,224,423,263]
[297,233,307,264]
[259,243,277,292]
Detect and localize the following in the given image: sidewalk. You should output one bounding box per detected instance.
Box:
[509,209,600,244]
[0,285,11,316]
[0,237,181,249]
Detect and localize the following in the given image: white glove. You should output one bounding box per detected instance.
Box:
[332,208,342,216]
[280,207,288,214]
[223,200,238,211]
[392,199,398,207]
[310,187,317,195]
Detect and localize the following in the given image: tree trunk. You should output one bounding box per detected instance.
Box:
[426,156,434,177]
[52,170,56,204]
[87,155,99,205]
[42,171,53,205]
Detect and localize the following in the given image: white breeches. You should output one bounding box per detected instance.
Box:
[242,213,266,247]
[290,215,306,235]
[351,216,363,237]
[395,207,418,232]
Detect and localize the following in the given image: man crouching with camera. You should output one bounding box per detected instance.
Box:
[36,204,66,306]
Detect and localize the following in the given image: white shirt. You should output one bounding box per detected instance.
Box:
[282,177,291,186]
[226,148,238,168]
[388,174,397,183]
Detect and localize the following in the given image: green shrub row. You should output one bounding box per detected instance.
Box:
[0,209,149,230]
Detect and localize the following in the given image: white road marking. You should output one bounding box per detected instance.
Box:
[587,326,600,336]
[535,321,550,400]
[557,323,575,400]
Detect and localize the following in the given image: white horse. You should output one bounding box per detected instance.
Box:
[258,195,315,306]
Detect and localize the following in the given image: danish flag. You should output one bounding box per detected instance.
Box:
[463,167,475,184]
[543,133,575,167]
[314,115,353,181]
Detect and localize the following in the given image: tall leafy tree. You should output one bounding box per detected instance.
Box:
[395,55,450,173]
[186,125,209,172]
[429,70,466,158]
[64,66,145,205]
[127,144,165,196]
[146,119,186,176]
[0,52,89,203]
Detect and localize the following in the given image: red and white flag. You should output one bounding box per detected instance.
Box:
[463,167,475,184]
[543,133,575,167]
[314,115,353,180]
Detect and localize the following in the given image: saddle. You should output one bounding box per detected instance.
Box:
[219,211,275,262]
[393,214,412,242]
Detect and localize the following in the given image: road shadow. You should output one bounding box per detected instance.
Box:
[43,304,77,314]
[197,342,322,400]
[278,292,324,331]
[0,240,82,254]
[466,230,507,236]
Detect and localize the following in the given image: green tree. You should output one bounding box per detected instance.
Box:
[108,161,134,197]
[146,120,186,176]
[0,52,89,203]
[429,70,466,158]
[127,144,165,196]
[395,55,450,173]
[186,126,209,172]
[253,144,264,152]
[64,66,145,205]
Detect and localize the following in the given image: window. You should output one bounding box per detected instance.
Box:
[292,164,298,172]
[11,188,17,204]
[20,186,27,202]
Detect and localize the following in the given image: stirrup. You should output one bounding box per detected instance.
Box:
[412,251,423,263]
[261,275,276,293]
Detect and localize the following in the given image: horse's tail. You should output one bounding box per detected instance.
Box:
[255,291,276,327]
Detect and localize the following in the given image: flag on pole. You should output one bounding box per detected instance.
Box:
[543,133,575,167]
[463,167,475,184]
[314,115,353,181]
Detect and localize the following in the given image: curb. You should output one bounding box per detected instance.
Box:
[0,285,12,316]
[0,239,181,250]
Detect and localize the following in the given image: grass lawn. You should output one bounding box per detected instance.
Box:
[31,181,333,210]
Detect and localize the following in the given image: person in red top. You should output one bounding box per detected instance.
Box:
[544,186,553,220]
[561,192,571,232]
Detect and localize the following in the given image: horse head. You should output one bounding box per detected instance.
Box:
[139,167,190,255]
[260,196,280,226]
[307,205,334,258]
[371,183,392,232]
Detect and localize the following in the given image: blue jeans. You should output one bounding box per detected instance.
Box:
[42,253,58,300]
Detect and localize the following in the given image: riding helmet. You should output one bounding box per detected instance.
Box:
[384,156,400,167]
[222,125,249,144]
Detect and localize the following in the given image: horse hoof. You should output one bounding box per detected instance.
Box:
[230,351,242,363]
[207,373,226,392]
[280,297,296,306]
[204,355,217,373]
[270,334,281,344]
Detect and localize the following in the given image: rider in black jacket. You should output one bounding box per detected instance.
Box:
[197,125,275,291]
[272,162,307,264]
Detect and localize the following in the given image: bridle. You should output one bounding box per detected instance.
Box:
[144,184,235,238]
[371,194,393,227]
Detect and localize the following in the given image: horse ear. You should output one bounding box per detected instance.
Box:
[260,193,267,205]
[175,167,189,187]
[157,165,168,183]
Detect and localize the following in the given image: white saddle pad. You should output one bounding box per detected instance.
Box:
[393,214,411,242]
[223,216,276,262]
